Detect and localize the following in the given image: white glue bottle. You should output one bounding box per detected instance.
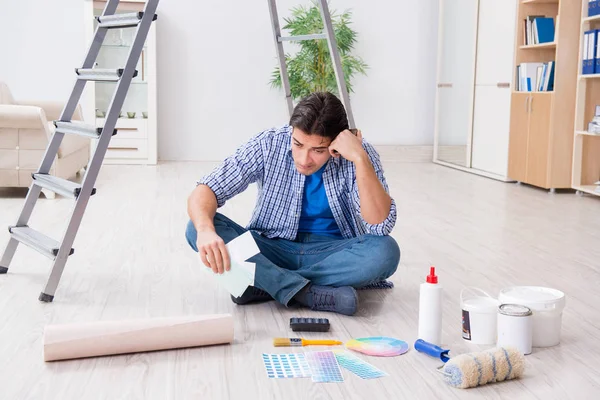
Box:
[417,266,443,345]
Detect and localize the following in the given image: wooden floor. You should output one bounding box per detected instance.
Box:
[0,161,599,399]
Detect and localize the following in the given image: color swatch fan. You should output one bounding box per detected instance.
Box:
[345,336,409,357]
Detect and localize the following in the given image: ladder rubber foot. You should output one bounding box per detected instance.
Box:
[0,266,7,274]
[39,292,54,303]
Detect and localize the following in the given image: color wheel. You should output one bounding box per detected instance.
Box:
[345,336,409,357]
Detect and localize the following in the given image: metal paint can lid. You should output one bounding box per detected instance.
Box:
[498,304,532,317]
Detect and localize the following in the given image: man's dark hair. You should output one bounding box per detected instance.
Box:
[289,92,349,140]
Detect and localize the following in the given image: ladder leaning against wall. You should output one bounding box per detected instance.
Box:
[0,0,354,302]
[0,0,159,302]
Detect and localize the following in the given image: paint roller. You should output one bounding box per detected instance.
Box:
[43,314,234,362]
[414,339,525,389]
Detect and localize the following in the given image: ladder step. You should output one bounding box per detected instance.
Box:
[75,68,138,82]
[32,173,96,199]
[8,226,74,260]
[278,33,327,42]
[96,11,157,29]
[54,121,117,139]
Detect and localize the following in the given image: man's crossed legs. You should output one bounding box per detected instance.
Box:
[185,213,400,315]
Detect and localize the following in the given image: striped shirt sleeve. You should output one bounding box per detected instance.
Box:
[350,142,397,236]
[197,132,265,208]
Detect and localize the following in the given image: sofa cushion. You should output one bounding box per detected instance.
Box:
[47,121,90,158]
[18,128,48,150]
[19,149,48,170]
[0,127,18,148]
[18,169,36,187]
[0,170,18,186]
[0,82,15,105]
[0,149,18,169]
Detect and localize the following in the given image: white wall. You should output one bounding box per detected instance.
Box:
[157,0,440,160]
[0,0,87,101]
[0,0,439,161]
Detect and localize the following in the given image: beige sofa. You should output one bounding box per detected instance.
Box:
[0,81,90,198]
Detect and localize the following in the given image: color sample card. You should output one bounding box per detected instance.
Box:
[203,232,258,297]
[305,351,344,383]
[333,350,388,379]
[262,353,311,379]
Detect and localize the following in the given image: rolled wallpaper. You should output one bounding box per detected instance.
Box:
[43,314,234,362]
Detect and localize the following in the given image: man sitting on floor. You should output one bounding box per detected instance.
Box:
[185,91,400,316]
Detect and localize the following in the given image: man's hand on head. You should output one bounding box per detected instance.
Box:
[328,129,368,164]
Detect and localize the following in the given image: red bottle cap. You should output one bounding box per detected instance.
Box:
[426,266,438,284]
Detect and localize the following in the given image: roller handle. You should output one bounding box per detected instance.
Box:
[414,339,451,363]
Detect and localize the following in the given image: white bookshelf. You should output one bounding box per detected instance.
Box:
[519,42,557,49]
[576,130,600,136]
[574,184,600,195]
[572,1,600,197]
[82,0,157,165]
[522,0,559,4]
[507,0,582,190]
[582,14,600,23]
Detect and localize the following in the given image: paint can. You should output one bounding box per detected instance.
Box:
[497,304,533,355]
[460,287,499,345]
[498,286,566,347]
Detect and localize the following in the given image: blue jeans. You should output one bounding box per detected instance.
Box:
[185,213,400,306]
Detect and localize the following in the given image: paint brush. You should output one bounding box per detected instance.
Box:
[273,338,342,347]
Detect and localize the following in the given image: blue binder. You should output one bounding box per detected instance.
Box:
[590,0,600,17]
[584,30,597,75]
[533,18,555,44]
[596,29,600,74]
[546,62,555,91]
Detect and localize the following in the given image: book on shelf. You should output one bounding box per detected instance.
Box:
[516,61,555,91]
[583,29,600,74]
[523,16,555,46]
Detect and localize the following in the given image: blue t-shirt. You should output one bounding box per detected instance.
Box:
[297,164,342,237]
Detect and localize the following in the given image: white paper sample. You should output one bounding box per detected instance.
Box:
[202,232,259,297]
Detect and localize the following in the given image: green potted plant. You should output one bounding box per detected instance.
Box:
[270,1,368,101]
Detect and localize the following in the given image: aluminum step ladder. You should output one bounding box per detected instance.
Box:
[267,0,356,128]
[0,0,159,302]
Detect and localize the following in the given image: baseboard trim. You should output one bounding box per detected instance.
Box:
[373,145,433,163]
[434,160,514,182]
[161,145,435,163]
